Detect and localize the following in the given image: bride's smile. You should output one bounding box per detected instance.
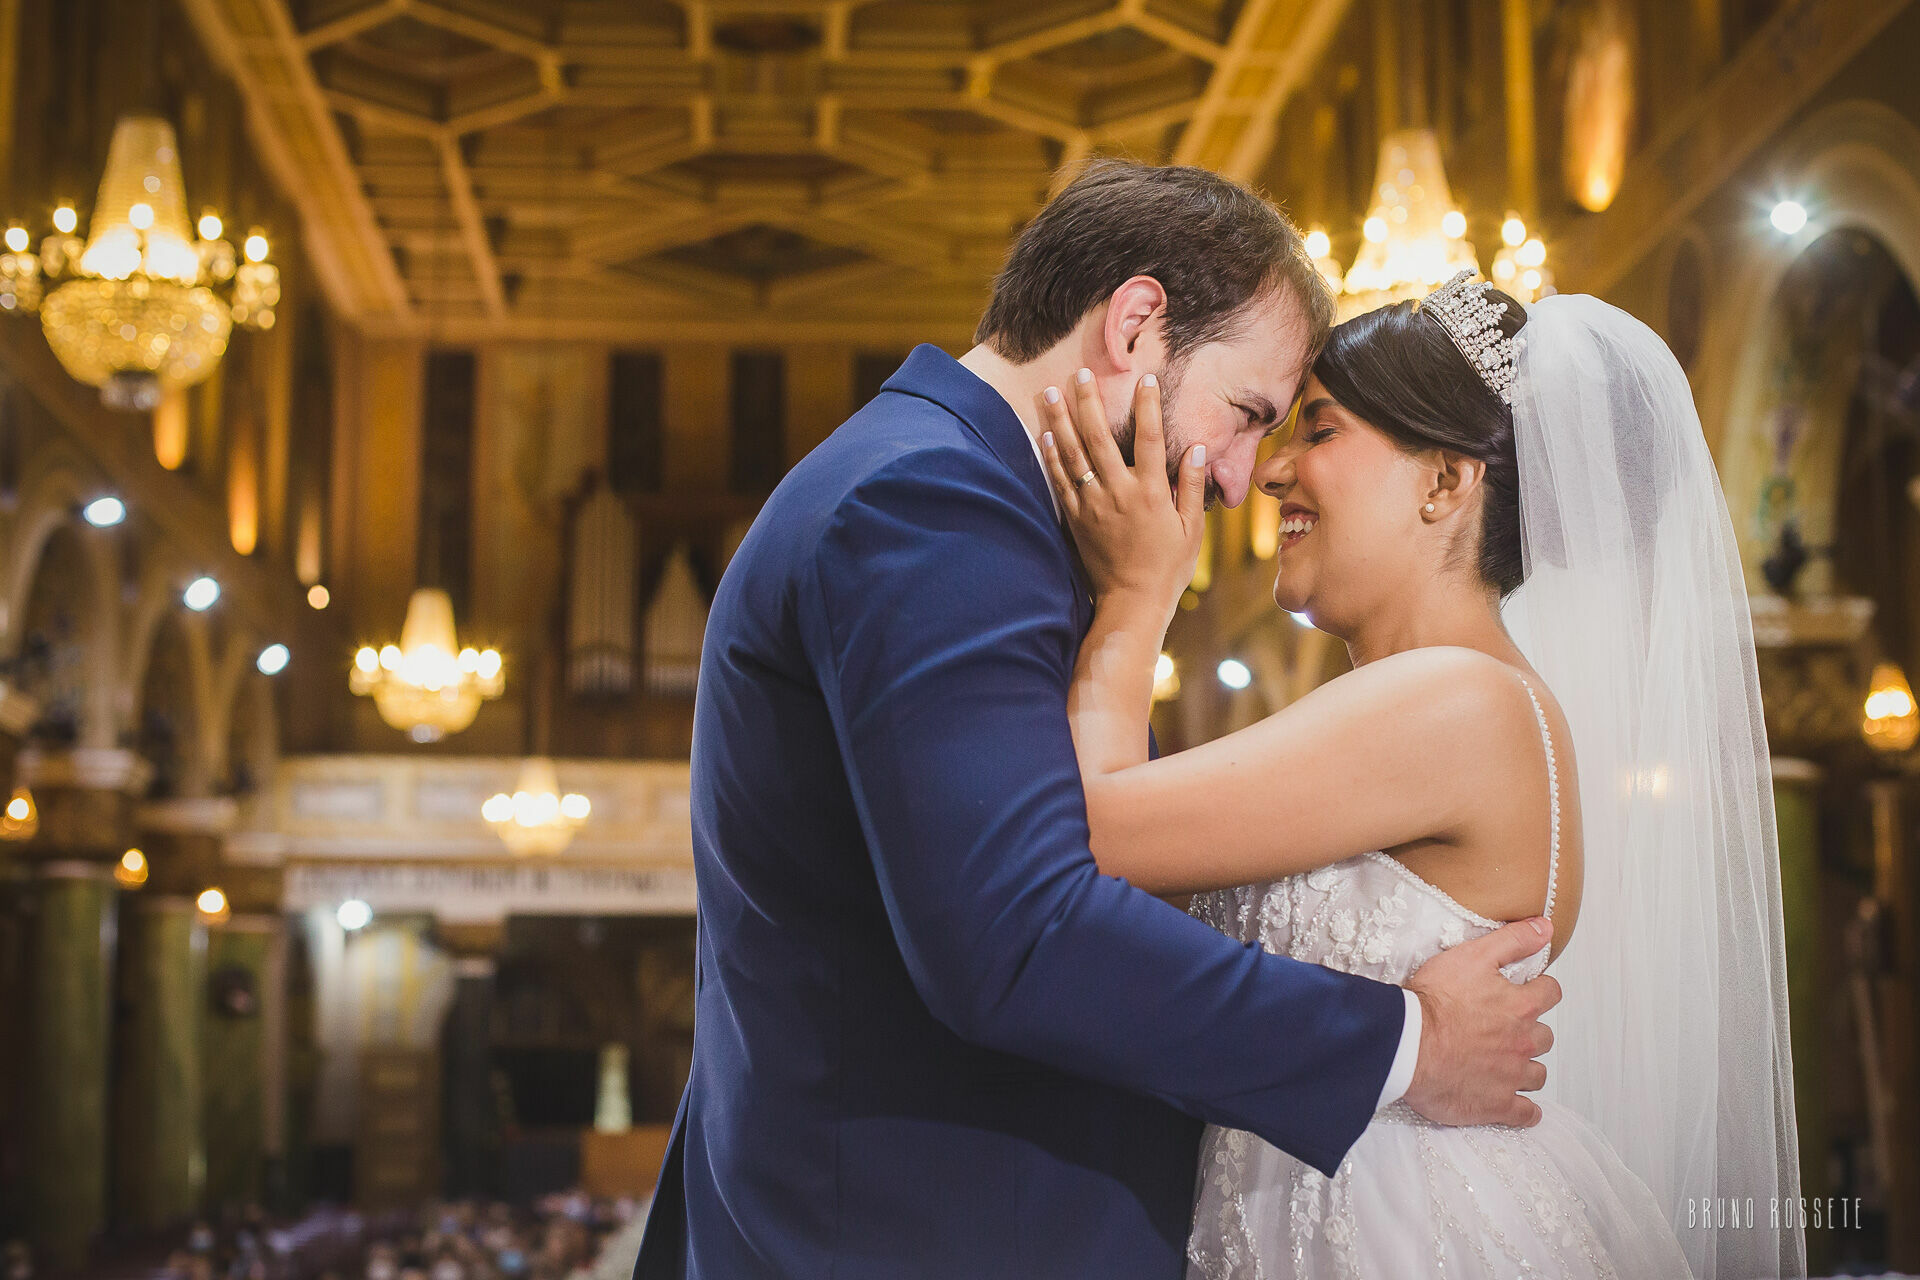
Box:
[1276,503,1317,548]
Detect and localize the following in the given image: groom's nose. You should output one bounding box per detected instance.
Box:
[1211,462,1249,509]
[1210,434,1261,508]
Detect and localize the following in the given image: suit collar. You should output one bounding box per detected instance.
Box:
[882,345,1093,623]
[882,345,1055,519]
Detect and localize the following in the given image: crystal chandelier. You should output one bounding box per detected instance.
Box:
[1302,129,1555,319]
[350,588,503,743]
[0,116,278,411]
[1330,130,1481,321]
[482,758,590,857]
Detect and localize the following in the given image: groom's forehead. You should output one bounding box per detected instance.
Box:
[1220,290,1313,360]
[1193,298,1313,388]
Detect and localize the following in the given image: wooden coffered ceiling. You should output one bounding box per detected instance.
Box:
[179,0,1351,340]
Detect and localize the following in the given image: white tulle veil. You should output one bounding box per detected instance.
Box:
[1499,294,1806,1279]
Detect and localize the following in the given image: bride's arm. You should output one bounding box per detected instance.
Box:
[1040,376,1525,897]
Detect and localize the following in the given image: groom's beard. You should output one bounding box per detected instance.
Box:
[1109,369,1225,510]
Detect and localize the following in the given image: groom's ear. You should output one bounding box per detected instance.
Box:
[1102,275,1170,371]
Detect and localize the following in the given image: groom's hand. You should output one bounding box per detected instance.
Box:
[1402,917,1558,1128]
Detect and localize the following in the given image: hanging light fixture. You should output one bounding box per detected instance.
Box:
[350,587,503,743]
[1333,129,1481,320]
[1863,661,1919,752]
[482,758,590,857]
[0,116,277,411]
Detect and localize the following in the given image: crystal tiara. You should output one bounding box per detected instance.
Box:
[1417,269,1517,405]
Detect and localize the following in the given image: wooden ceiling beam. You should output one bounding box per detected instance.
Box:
[298,0,408,51]
[1174,0,1348,178]
[438,135,507,316]
[177,0,413,318]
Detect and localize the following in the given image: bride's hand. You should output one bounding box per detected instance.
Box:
[1039,370,1208,615]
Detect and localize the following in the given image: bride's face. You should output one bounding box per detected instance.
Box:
[1253,375,1437,628]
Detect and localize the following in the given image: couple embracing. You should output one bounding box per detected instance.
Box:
[635,161,1805,1279]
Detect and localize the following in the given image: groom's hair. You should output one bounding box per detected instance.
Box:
[974,160,1333,364]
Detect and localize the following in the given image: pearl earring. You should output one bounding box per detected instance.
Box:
[1423,502,1436,514]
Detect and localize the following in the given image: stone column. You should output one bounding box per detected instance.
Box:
[29,861,116,1270]
[126,799,231,1224]
[0,685,38,1242]
[1771,757,1828,1269]
[113,894,207,1229]
[437,919,503,1198]
[1868,777,1920,1267]
[203,915,273,1217]
[19,747,142,1271]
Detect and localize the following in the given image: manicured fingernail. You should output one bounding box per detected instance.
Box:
[1043,386,1060,404]
[1191,444,1205,465]
[1141,373,1156,388]
[1531,918,1548,938]
[1042,431,1053,448]
[1075,368,1093,384]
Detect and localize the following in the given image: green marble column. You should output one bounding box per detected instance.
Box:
[114,895,206,1229]
[29,862,116,1271]
[203,921,270,1215]
[1772,757,1828,1268]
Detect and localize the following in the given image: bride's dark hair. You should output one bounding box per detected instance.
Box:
[1312,289,1529,595]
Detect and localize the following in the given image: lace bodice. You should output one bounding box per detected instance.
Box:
[1189,676,1561,991]
[1180,677,1695,1280]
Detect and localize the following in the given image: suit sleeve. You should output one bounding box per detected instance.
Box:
[802,445,1407,1175]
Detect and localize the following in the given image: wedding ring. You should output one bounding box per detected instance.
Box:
[1075,469,1098,489]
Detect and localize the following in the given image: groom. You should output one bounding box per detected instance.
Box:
[635,161,1559,1279]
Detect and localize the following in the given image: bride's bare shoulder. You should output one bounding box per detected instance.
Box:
[1319,646,1543,739]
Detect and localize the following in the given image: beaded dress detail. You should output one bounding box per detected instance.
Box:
[1185,677,1691,1279]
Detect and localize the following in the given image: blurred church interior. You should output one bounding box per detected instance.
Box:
[0,0,1918,1274]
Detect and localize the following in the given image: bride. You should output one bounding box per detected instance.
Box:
[1036,274,1805,1279]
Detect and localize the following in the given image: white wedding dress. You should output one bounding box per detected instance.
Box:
[1185,677,1692,1280]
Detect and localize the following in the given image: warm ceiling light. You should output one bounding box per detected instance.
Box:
[1335,130,1480,320]
[115,848,149,888]
[243,231,269,263]
[183,575,220,611]
[484,758,591,856]
[0,117,277,410]
[1863,661,1918,752]
[3,225,26,254]
[256,643,290,676]
[82,495,125,527]
[350,588,504,742]
[1151,652,1180,702]
[197,212,222,241]
[1501,215,1527,248]
[307,584,330,610]
[1303,229,1331,260]
[1217,658,1252,690]
[0,785,36,841]
[196,886,229,919]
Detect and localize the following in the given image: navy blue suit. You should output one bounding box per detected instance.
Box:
[634,346,1406,1279]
